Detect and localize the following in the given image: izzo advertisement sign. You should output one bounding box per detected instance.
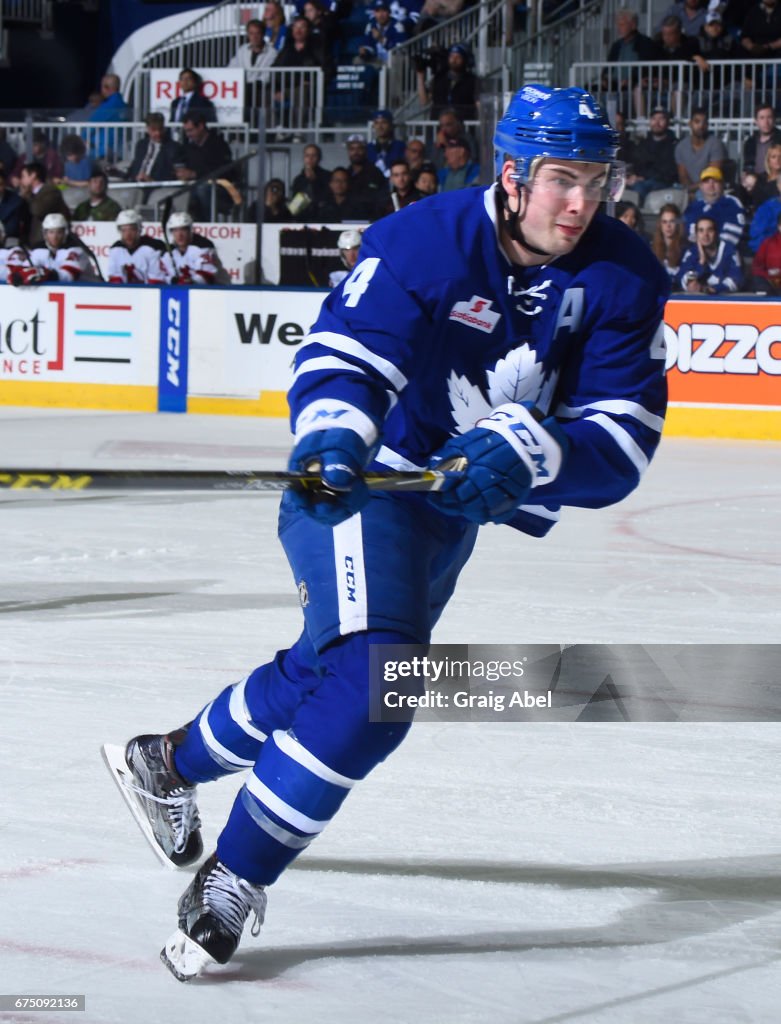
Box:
[0,288,154,383]
[664,299,781,407]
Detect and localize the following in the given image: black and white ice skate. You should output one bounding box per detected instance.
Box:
[101,730,203,869]
[160,853,267,982]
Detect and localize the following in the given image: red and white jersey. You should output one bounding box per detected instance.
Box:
[108,236,171,284]
[166,234,221,285]
[7,238,93,283]
[0,246,16,283]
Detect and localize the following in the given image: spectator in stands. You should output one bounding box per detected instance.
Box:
[415,163,439,196]
[737,142,781,215]
[177,112,235,221]
[749,191,781,252]
[655,0,707,38]
[626,106,679,202]
[379,159,423,215]
[615,200,646,240]
[345,134,387,209]
[742,103,781,176]
[127,113,183,184]
[57,135,95,187]
[0,166,28,241]
[170,69,217,126]
[739,0,781,58]
[314,166,370,221]
[418,43,478,121]
[263,1,289,53]
[12,131,63,186]
[604,9,659,116]
[651,201,686,283]
[263,178,292,222]
[750,209,781,291]
[656,14,699,61]
[302,0,337,77]
[0,129,18,174]
[88,74,129,123]
[676,215,743,292]
[230,18,277,75]
[367,109,406,178]
[329,227,362,288]
[433,108,470,166]
[17,161,70,246]
[405,138,428,178]
[692,11,740,97]
[357,0,408,64]
[675,108,726,197]
[274,16,320,67]
[289,144,332,214]
[165,210,224,284]
[683,165,745,248]
[416,0,465,36]
[437,136,480,192]
[613,110,637,167]
[72,171,122,222]
[108,209,170,285]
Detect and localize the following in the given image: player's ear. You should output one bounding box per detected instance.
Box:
[500,160,521,199]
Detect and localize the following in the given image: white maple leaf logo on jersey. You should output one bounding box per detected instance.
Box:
[447,343,546,434]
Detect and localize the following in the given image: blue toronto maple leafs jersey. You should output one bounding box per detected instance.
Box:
[289,184,670,537]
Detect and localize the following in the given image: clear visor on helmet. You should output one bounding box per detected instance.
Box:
[513,158,626,203]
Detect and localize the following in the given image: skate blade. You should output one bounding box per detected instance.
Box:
[160,929,217,982]
[101,743,177,870]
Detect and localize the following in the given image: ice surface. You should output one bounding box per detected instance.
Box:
[1,408,780,1024]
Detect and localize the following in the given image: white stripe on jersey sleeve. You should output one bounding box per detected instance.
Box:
[293,355,368,381]
[556,400,665,432]
[585,413,650,475]
[303,331,408,392]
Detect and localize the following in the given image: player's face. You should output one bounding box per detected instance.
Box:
[504,159,605,262]
[44,228,66,249]
[172,227,191,249]
[120,224,140,246]
[342,245,360,270]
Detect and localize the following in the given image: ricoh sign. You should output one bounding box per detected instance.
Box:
[149,69,245,125]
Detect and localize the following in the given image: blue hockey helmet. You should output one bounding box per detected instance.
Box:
[494,84,625,200]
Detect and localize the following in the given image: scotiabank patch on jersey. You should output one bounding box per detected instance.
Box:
[448,295,502,334]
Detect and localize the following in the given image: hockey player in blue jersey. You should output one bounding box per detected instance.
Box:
[103,84,670,981]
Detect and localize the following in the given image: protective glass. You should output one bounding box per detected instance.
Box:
[526,161,626,203]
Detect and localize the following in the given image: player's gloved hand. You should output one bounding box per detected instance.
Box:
[176,267,192,285]
[428,403,569,525]
[287,427,374,527]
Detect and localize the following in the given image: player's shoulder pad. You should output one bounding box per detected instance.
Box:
[360,185,487,285]
[574,212,671,298]
[190,233,215,249]
[141,236,167,252]
[110,239,126,250]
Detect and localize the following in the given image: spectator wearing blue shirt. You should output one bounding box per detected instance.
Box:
[437,136,480,191]
[358,0,409,64]
[87,74,130,160]
[749,194,781,252]
[676,215,743,293]
[684,165,746,249]
[366,109,406,178]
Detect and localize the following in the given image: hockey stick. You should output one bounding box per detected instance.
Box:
[0,466,465,494]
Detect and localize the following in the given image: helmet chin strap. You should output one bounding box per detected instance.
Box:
[497,180,552,260]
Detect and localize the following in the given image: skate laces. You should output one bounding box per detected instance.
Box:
[203,861,267,938]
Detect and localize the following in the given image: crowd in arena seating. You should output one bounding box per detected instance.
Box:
[2,0,781,293]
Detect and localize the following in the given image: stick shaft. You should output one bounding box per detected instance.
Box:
[0,468,458,494]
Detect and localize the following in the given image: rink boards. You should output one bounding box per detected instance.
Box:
[0,284,779,440]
